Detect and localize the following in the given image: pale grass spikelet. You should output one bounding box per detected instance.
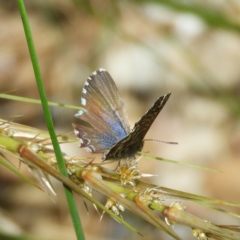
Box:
[26,139,45,153]
[0,119,13,136]
[81,183,100,214]
[103,194,125,219]
[1,118,240,239]
[170,201,186,211]
[165,201,186,226]
[192,229,208,240]
[118,160,141,186]
[82,183,94,198]
[138,188,164,206]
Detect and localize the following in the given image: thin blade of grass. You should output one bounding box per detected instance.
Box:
[0,93,84,110]
[139,152,219,172]
[0,154,40,189]
[16,1,85,239]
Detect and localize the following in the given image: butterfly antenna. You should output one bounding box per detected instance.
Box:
[144,139,178,145]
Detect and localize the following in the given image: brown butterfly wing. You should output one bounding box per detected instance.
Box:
[102,93,171,160]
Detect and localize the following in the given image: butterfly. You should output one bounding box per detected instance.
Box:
[73,68,171,161]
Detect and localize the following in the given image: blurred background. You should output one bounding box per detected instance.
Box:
[0,0,240,239]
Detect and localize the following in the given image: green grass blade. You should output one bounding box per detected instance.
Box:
[0,93,84,110]
[16,1,85,239]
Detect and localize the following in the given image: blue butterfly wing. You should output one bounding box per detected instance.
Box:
[73,68,130,153]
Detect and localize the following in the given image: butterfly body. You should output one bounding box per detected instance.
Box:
[73,68,170,161]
